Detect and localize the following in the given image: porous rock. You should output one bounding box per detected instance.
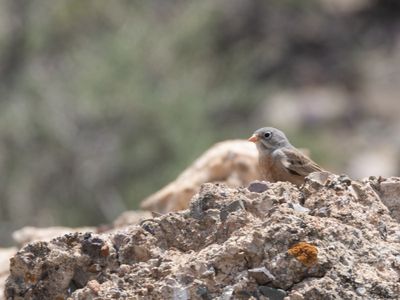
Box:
[369,177,400,222]
[0,247,17,299]
[12,226,96,247]
[5,176,400,299]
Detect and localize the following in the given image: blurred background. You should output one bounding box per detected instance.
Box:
[0,0,400,245]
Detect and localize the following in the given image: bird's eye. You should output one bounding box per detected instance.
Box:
[264,131,272,139]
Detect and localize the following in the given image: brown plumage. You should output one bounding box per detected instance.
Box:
[248,127,324,186]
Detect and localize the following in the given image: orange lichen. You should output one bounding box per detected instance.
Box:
[288,242,318,267]
[24,272,36,283]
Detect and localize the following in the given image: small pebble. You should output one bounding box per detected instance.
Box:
[356,286,366,296]
[248,181,269,193]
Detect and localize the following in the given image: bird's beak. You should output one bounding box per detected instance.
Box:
[248,134,259,143]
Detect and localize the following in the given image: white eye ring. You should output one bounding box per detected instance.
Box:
[264,132,272,139]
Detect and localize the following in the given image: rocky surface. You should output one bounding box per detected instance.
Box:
[0,212,152,300]
[140,140,308,214]
[140,140,261,213]
[5,174,400,299]
[0,248,17,299]
[12,227,96,248]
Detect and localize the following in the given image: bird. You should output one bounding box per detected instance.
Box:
[248,127,324,185]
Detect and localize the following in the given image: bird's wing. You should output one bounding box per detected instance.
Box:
[279,148,324,176]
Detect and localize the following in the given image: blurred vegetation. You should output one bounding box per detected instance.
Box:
[0,0,400,245]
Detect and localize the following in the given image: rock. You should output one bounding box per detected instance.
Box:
[287,291,304,300]
[248,181,269,193]
[356,286,367,296]
[0,247,17,300]
[259,286,287,300]
[304,171,332,188]
[113,210,152,228]
[5,177,400,299]
[86,279,101,295]
[289,203,310,214]
[375,178,400,222]
[221,286,234,299]
[220,199,245,221]
[338,174,352,186]
[140,140,312,214]
[12,226,96,247]
[140,140,260,213]
[248,267,275,284]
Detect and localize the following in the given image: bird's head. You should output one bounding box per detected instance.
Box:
[248,127,291,152]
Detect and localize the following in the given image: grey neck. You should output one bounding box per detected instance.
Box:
[257,140,293,154]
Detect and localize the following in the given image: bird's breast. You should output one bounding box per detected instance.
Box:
[258,154,275,181]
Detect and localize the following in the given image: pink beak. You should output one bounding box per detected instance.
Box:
[248,134,259,143]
